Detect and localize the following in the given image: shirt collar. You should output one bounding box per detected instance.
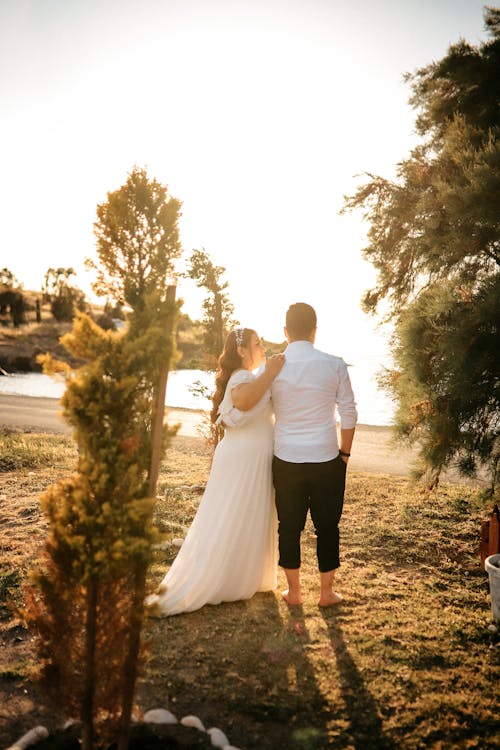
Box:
[285,340,314,356]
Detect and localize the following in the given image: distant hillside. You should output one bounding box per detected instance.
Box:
[0,311,205,374]
[0,293,284,374]
[0,291,83,372]
[0,319,79,372]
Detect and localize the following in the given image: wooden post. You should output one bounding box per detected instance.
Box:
[148,285,177,495]
[117,285,177,750]
[81,579,98,750]
[480,504,500,569]
[490,505,500,556]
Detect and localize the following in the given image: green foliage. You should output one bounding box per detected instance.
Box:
[25,164,181,747]
[94,312,117,331]
[25,306,178,746]
[0,268,27,327]
[186,248,238,367]
[175,312,206,369]
[0,268,20,288]
[386,275,499,488]
[408,8,500,141]
[0,289,27,327]
[89,166,182,309]
[343,8,500,489]
[42,267,87,322]
[24,312,159,741]
[343,116,500,315]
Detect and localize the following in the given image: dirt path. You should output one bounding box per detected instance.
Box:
[0,394,415,477]
[0,394,204,439]
[0,394,489,485]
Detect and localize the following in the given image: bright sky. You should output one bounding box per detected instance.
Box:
[0,0,489,364]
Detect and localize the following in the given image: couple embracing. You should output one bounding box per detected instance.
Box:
[146,302,357,615]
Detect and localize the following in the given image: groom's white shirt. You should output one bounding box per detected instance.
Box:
[271,341,357,463]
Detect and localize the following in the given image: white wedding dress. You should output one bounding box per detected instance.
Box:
[146,369,278,616]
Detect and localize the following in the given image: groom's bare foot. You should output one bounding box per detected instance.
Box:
[318,591,343,607]
[281,588,303,606]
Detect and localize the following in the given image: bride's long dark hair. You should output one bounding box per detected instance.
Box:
[210,328,255,423]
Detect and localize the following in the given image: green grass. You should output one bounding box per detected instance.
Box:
[0,433,499,749]
[144,467,500,750]
[0,430,75,472]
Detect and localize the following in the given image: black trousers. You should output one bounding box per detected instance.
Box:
[272,455,347,572]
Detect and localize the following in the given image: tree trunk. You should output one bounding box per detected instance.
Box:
[117,286,177,750]
[81,578,98,750]
[117,564,147,750]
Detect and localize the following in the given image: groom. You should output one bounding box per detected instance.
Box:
[271,303,357,606]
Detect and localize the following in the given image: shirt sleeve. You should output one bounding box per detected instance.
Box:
[336,360,358,429]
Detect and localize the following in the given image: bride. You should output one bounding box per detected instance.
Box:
[145,327,285,616]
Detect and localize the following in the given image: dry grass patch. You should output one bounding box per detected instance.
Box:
[0,431,499,749]
[144,469,500,750]
[0,429,75,472]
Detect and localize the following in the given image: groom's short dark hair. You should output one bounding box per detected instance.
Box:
[286,303,317,340]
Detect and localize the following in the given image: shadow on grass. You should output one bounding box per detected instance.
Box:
[143,591,333,750]
[319,608,396,750]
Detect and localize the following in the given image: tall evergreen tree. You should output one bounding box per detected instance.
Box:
[343,7,500,489]
[26,168,181,748]
[88,166,182,310]
[186,248,238,368]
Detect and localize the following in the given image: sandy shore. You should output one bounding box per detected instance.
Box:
[0,394,206,439]
[0,393,486,485]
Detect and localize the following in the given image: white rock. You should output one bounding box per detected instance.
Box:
[487,623,498,633]
[151,541,171,551]
[207,726,230,747]
[6,725,49,750]
[181,714,206,732]
[144,593,159,608]
[62,719,77,730]
[172,537,184,547]
[143,708,178,725]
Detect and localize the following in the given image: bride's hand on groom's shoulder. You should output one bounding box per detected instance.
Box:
[265,353,286,378]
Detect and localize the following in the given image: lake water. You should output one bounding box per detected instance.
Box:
[0,362,395,426]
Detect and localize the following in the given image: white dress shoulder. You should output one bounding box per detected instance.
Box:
[147,369,278,616]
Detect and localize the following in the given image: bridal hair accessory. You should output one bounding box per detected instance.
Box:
[234,327,245,346]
